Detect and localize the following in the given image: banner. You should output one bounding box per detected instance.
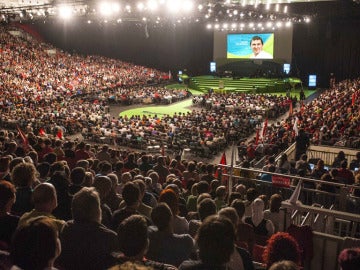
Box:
[272,175,291,188]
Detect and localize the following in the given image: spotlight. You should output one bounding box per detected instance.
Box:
[59,5,73,20]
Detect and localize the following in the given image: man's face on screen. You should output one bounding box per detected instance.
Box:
[251,39,263,56]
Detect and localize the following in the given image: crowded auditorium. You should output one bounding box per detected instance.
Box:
[0,1,360,270]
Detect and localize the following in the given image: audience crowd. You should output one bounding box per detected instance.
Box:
[0,25,359,270]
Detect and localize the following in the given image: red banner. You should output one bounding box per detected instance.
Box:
[272,175,291,188]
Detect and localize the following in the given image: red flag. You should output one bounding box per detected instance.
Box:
[260,118,268,141]
[39,128,46,136]
[214,152,227,179]
[352,93,356,106]
[56,129,63,140]
[255,128,260,145]
[16,125,29,149]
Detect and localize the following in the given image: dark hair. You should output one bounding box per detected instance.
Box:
[269,194,283,213]
[198,198,216,221]
[70,167,86,185]
[11,217,58,270]
[197,181,210,194]
[230,199,245,218]
[122,182,140,206]
[246,188,259,202]
[11,162,37,187]
[0,180,16,209]
[37,162,50,179]
[263,232,301,269]
[151,203,172,231]
[197,215,235,266]
[250,36,264,45]
[118,215,148,257]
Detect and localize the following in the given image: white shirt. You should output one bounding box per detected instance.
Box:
[250,50,273,59]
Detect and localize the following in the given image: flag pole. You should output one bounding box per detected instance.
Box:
[228,142,235,197]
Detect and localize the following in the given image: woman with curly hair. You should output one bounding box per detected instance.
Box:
[11,162,38,215]
[263,232,301,269]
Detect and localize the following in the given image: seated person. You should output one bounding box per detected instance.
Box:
[110,214,176,270]
[179,215,254,270]
[11,216,61,270]
[147,203,195,267]
[244,198,274,245]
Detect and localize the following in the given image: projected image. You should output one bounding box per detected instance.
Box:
[227,33,274,59]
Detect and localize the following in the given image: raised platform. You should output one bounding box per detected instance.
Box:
[189,76,295,93]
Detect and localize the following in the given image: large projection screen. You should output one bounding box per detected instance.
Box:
[213,27,293,63]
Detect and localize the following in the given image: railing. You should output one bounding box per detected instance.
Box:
[281,201,360,238]
[220,165,360,215]
[306,145,358,166]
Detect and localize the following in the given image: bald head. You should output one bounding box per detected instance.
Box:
[33,183,57,212]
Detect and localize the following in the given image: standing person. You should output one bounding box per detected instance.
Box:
[295,129,310,161]
[0,180,19,249]
[250,36,273,59]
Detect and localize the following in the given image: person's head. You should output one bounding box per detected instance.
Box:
[11,162,37,188]
[0,156,11,172]
[37,162,50,180]
[263,232,301,269]
[122,182,140,207]
[341,160,348,169]
[230,199,246,219]
[252,198,265,215]
[98,161,112,175]
[300,154,308,161]
[228,192,242,205]
[198,198,216,221]
[151,202,172,232]
[148,172,160,185]
[10,216,61,270]
[218,207,239,227]
[76,159,90,171]
[71,187,102,223]
[32,183,57,212]
[43,152,57,165]
[0,180,16,212]
[196,215,235,266]
[107,173,119,190]
[215,185,227,199]
[268,260,300,270]
[133,179,146,198]
[158,188,179,216]
[70,167,86,186]
[246,187,259,202]
[250,36,264,56]
[338,248,360,270]
[93,176,112,200]
[197,181,210,195]
[121,172,133,184]
[269,194,283,213]
[117,215,148,258]
[82,171,94,187]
